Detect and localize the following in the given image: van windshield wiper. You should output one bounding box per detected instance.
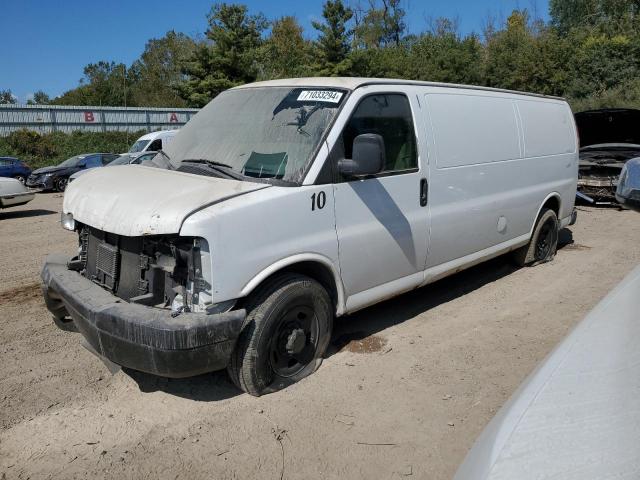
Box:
[180,159,246,180]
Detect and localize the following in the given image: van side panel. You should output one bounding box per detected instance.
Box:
[429,94,521,168]
[424,89,577,270]
[516,100,578,220]
[180,185,343,310]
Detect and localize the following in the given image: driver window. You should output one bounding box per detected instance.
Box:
[148,139,162,151]
[84,156,99,168]
[342,94,418,173]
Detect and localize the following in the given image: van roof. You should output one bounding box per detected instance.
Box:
[137,129,179,141]
[233,77,565,101]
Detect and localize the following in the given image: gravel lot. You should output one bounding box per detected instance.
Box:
[1,193,639,479]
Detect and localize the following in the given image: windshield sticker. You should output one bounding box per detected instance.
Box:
[297,90,343,103]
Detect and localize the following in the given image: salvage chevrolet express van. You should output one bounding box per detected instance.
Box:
[42,78,579,396]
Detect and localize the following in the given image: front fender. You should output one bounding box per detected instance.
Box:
[240,253,346,316]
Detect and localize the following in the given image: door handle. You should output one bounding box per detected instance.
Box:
[420,178,428,207]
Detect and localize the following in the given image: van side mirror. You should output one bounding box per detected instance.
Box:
[338,133,385,177]
[616,157,640,212]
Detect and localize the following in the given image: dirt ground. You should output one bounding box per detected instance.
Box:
[1,193,639,480]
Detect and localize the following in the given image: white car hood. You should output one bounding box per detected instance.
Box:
[63,165,269,236]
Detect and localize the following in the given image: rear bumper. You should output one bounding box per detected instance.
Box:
[41,254,246,378]
[0,191,35,208]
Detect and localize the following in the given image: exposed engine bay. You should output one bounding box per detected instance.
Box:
[575,108,640,202]
[69,225,212,314]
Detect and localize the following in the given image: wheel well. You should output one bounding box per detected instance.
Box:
[240,261,339,312]
[542,195,560,217]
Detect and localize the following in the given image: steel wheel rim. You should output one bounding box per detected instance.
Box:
[535,218,555,261]
[269,304,319,378]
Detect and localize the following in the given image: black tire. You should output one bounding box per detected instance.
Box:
[228,273,333,396]
[54,177,68,192]
[13,175,25,184]
[513,208,559,267]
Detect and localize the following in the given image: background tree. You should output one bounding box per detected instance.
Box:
[128,31,197,107]
[53,61,129,106]
[178,3,267,106]
[0,90,17,104]
[312,0,354,74]
[549,0,640,34]
[9,0,640,113]
[407,18,483,84]
[258,16,314,79]
[27,90,51,105]
[353,0,406,48]
[483,10,567,94]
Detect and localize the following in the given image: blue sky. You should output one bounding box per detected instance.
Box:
[4,0,549,102]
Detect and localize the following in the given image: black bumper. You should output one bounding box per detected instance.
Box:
[41,254,246,378]
[26,177,53,189]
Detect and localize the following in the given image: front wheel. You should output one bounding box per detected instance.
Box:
[228,273,333,396]
[513,208,559,266]
[54,177,68,192]
[14,175,25,184]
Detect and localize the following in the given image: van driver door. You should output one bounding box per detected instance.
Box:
[330,88,430,312]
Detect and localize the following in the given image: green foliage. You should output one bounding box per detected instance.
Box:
[177,3,268,106]
[13,0,640,113]
[27,91,51,105]
[0,130,143,169]
[353,0,406,48]
[407,26,484,84]
[566,31,640,99]
[569,78,640,111]
[257,16,315,79]
[53,61,129,106]
[312,0,354,74]
[128,31,197,107]
[52,31,196,108]
[0,89,16,104]
[549,0,640,34]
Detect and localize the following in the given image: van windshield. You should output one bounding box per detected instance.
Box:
[166,87,346,184]
[129,140,150,153]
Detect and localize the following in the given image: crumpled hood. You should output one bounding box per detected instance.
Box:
[63,165,269,236]
[575,108,640,148]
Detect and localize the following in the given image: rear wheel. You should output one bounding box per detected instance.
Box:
[228,273,333,396]
[54,177,68,192]
[13,175,25,184]
[513,208,559,266]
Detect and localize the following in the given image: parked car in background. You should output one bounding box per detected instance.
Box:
[574,108,640,202]
[0,156,32,184]
[69,151,158,183]
[0,177,35,209]
[27,153,119,192]
[127,130,177,154]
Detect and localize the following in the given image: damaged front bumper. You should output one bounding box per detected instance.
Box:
[26,175,54,190]
[41,254,246,378]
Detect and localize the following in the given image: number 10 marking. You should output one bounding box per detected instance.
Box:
[311,191,326,211]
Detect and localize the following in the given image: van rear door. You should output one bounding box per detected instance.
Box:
[331,88,429,311]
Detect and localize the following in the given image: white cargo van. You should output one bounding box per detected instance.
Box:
[127,129,178,154]
[42,78,578,396]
